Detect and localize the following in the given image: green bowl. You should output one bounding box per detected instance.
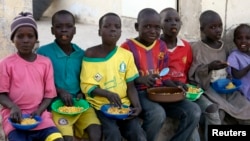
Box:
[186,84,204,101]
[51,98,90,115]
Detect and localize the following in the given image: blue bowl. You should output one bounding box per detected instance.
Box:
[8,114,42,130]
[211,78,241,94]
[100,104,132,120]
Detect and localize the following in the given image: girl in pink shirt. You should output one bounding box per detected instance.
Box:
[0,12,63,141]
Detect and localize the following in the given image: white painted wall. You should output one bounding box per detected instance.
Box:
[43,0,176,24]
[43,0,122,24]
[46,0,250,42]
[121,0,176,18]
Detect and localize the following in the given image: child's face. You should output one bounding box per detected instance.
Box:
[136,14,161,46]
[234,26,250,53]
[201,15,223,41]
[99,15,121,45]
[13,26,37,55]
[51,14,75,45]
[161,10,181,37]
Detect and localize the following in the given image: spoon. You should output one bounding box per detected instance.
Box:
[159,67,170,77]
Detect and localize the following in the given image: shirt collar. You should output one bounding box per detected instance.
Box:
[53,40,81,58]
[176,38,185,47]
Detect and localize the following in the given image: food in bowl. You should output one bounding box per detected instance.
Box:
[147,87,185,102]
[226,82,235,89]
[8,114,42,130]
[150,92,181,95]
[101,104,132,119]
[187,87,201,94]
[186,84,204,101]
[51,99,90,115]
[211,78,241,94]
[107,107,130,114]
[20,118,37,125]
[58,106,84,114]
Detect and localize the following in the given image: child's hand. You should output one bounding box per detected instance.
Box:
[140,74,160,87]
[76,92,85,100]
[208,60,228,71]
[162,79,177,87]
[57,89,74,106]
[104,91,122,107]
[59,92,73,106]
[174,81,188,91]
[129,107,142,117]
[9,105,22,123]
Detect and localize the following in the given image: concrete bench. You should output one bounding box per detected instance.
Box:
[0,105,201,141]
[74,117,200,141]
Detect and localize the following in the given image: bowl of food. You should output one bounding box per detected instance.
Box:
[8,114,42,130]
[51,98,90,115]
[147,87,185,103]
[100,104,132,120]
[211,78,241,94]
[186,84,204,101]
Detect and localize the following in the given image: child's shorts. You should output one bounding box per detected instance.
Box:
[52,107,100,138]
[8,126,63,141]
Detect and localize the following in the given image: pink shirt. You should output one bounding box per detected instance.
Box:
[0,53,57,135]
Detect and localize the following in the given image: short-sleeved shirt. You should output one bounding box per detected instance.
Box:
[37,41,84,96]
[80,47,139,110]
[227,49,250,100]
[0,53,57,135]
[162,38,193,83]
[120,39,169,90]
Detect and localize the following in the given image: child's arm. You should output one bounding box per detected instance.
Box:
[91,87,122,107]
[135,74,160,87]
[231,64,250,79]
[56,88,73,106]
[208,60,228,72]
[126,81,142,117]
[0,93,22,123]
[31,98,52,117]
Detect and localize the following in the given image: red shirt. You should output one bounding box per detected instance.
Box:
[164,38,193,83]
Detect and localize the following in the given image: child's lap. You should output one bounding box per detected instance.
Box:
[52,107,100,137]
[194,95,213,112]
[8,126,62,141]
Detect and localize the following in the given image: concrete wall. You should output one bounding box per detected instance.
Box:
[43,0,176,25]
[1,0,250,59]
[0,0,33,59]
[0,1,32,139]
[1,1,250,140]
[43,0,122,24]
[179,0,250,46]
[42,0,250,43]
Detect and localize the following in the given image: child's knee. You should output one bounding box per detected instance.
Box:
[205,103,218,113]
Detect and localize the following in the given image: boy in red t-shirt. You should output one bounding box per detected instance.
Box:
[160,8,193,84]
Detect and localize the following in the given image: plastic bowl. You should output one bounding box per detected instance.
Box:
[51,98,90,115]
[100,104,132,120]
[147,87,185,103]
[8,114,42,130]
[186,84,204,101]
[211,78,241,94]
